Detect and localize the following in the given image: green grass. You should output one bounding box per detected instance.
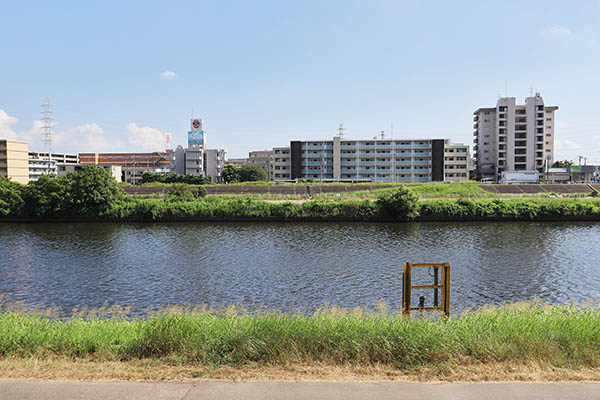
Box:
[1,303,599,370]
[97,196,600,221]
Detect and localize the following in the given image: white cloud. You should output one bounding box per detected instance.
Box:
[539,25,572,38]
[0,109,37,144]
[126,123,170,151]
[555,139,581,151]
[0,109,19,140]
[160,70,176,79]
[53,122,119,152]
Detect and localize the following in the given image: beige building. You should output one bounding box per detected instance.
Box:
[473,93,558,182]
[0,139,29,184]
[270,147,292,181]
[248,150,272,180]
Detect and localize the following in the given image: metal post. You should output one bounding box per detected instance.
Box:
[433,266,439,307]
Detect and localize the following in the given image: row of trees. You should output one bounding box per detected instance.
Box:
[140,171,212,185]
[0,166,125,217]
[221,164,267,183]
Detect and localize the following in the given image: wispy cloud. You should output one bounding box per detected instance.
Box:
[538,24,599,46]
[539,25,572,38]
[160,70,177,79]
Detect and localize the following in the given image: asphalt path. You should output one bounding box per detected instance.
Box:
[1,380,600,400]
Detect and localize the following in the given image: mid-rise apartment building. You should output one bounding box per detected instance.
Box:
[248,150,272,180]
[270,137,469,182]
[0,139,29,184]
[185,118,206,176]
[473,93,558,182]
[204,148,226,183]
[28,151,78,176]
[28,158,57,181]
[270,147,291,181]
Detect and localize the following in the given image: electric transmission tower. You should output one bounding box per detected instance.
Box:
[41,99,53,157]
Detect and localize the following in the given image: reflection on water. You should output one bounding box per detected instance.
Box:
[1,222,599,316]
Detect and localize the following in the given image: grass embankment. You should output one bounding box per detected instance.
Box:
[1,303,600,381]
[99,196,600,221]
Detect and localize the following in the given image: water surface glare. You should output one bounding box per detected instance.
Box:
[1,222,599,316]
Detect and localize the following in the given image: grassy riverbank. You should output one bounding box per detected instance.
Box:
[1,303,599,381]
[2,169,599,222]
[99,196,600,221]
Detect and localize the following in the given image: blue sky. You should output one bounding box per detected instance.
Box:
[1,0,599,161]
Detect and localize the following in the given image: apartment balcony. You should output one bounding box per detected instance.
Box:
[303,161,333,166]
[473,123,478,129]
[394,152,431,157]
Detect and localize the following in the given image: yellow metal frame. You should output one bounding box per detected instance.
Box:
[402,262,450,317]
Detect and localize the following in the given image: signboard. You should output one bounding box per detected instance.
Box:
[188,131,204,145]
[570,166,582,173]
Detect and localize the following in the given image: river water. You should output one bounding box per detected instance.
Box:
[1,222,599,316]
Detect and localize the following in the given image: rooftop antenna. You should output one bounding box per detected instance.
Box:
[166,133,171,149]
[41,99,53,158]
[337,123,345,139]
[529,87,534,97]
[380,130,385,140]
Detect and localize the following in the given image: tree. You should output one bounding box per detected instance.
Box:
[0,176,24,216]
[552,160,573,168]
[237,164,267,182]
[222,165,239,184]
[376,186,419,219]
[22,174,72,217]
[68,165,125,215]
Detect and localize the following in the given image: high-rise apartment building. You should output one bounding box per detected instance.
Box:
[473,93,558,181]
[270,137,469,182]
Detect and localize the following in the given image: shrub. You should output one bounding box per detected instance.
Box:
[194,186,207,198]
[165,184,196,202]
[376,187,419,219]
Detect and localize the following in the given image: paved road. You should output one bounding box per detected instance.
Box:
[2,380,600,400]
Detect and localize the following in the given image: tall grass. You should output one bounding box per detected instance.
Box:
[1,303,599,369]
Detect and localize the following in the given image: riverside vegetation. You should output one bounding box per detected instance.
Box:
[1,166,600,221]
[1,302,600,381]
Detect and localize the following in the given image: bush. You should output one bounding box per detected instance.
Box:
[376,187,419,219]
[194,186,207,198]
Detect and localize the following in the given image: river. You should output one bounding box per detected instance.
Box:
[1,222,599,316]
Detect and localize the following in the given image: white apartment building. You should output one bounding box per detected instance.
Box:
[473,93,558,182]
[204,148,226,183]
[270,137,469,182]
[29,151,78,176]
[28,158,57,181]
